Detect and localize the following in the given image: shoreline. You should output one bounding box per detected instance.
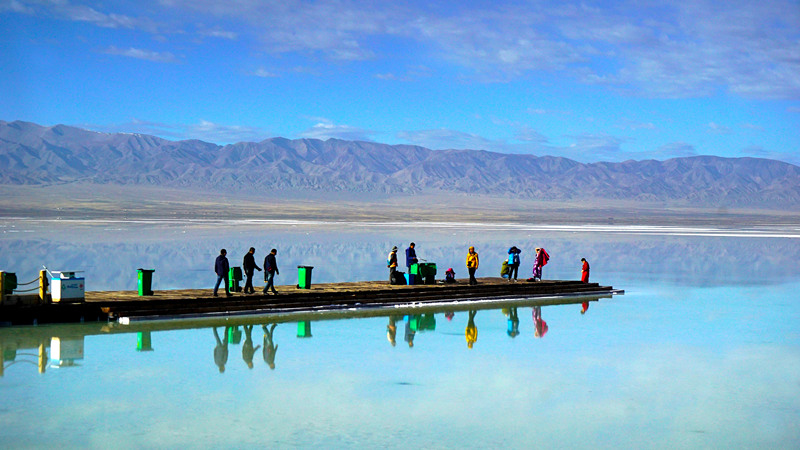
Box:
[2,184,799,228]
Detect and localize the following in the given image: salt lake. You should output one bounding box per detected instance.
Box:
[1,219,799,448]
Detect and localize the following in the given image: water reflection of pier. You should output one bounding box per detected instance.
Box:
[1,294,608,376]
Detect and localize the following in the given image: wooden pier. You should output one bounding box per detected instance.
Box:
[0,278,620,326]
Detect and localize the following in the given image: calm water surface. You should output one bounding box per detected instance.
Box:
[1,219,799,448]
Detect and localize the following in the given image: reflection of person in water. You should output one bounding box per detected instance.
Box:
[466,310,478,349]
[213,327,230,373]
[507,307,520,338]
[242,324,261,369]
[387,316,399,347]
[262,324,278,370]
[532,306,548,338]
[404,316,416,348]
[581,302,589,314]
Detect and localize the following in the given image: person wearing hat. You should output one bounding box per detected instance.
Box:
[387,246,399,284]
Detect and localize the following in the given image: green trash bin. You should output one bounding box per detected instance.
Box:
[2,272,17,294]
[297,321,312,338]
[298,266,314,289]
[137,331,154,351]
[228,266,243,292]
[137,269,154,296]
[419,263,437,284]
[227,326,242,344]
[408,263,420,285]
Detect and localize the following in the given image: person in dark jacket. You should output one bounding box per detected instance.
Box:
[387,246,398,284]
[213,249,232,297]
[263,248,280,295]
[405,242,418,268]
[242,247,262,294]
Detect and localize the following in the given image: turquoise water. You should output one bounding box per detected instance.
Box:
[1,220,799,448]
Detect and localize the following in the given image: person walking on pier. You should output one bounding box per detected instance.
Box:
[580,258,590,283]
[507,246,521,282]
[532,247,549,281]
[213,249,232,297]
[242,247,262,294]
[263,249,280,295]
[388,246,399,284]
[466,246,479,285]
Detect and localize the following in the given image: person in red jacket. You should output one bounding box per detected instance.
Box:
[580,258,590,283]
[532,247,549,281]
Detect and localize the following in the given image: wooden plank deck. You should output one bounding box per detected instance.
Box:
[1,277,620,325]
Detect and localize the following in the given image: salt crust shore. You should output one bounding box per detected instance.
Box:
[2,217,799,239]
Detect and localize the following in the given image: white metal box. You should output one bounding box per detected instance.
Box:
[51,271,85,302]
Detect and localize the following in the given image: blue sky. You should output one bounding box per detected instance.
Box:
[1,0,799,164]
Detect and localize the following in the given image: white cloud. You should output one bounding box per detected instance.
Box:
[252,68,277,78]
[188,120,270,143]
[298,119,374,141]
[513,125,549,143]
[617,118,657,131]
[199,27,238,40]
[88,118,270,144]
[741,145,800,165]
[11,0,162,33]
[158,0,390,61]
[397,128,506,151]
[706,122,731,134]
[0,0,34,14]
[564,133,627,160]
[7,1,797,99]
[103,46,177,63]
[653,142,698,159]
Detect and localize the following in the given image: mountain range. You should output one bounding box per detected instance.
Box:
[2,120,799,210]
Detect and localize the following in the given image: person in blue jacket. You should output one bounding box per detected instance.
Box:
[507,246,521,282]
[213,249,232,297]
[405,242,418,268]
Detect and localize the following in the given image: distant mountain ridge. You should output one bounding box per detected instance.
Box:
[2,120,799,209]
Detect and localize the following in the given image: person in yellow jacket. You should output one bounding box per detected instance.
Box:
[466,246,479,285]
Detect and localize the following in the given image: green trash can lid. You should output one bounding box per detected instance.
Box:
[297,265,314,269]
[137,268,155,272]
